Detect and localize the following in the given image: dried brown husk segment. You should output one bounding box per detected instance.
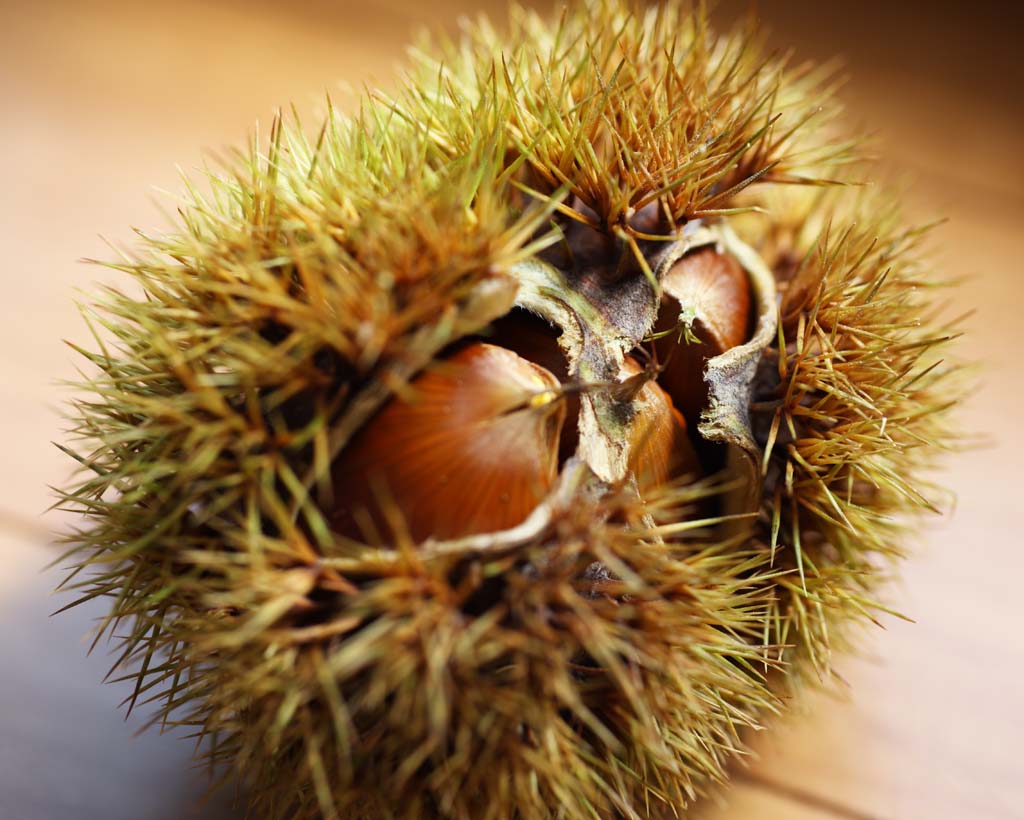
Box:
[694,223,780,519]
[483,222,776,549]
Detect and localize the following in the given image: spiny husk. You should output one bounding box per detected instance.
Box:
[741,188,962,675]
[396,0,846,233]
[55,1,962,817]
[166,484,775,819]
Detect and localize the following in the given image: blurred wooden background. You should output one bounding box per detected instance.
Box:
[1,1,1021,817]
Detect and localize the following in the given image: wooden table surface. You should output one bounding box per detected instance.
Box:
[2,1,1021,818]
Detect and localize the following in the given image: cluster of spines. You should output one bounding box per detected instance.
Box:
[154,486,777,819]
[396,1,847,234]
[748,191,961,672]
